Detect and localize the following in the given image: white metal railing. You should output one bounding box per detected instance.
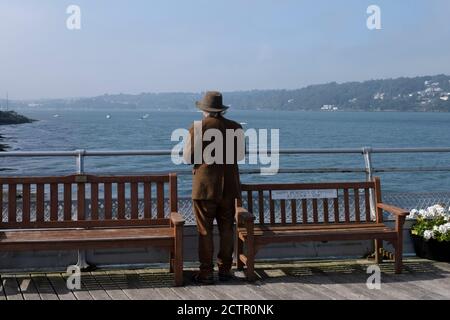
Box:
[1,147,450,181]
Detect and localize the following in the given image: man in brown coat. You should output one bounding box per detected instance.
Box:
[183,91,245,284]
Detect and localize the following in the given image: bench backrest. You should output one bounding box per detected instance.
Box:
[0,173,177,229]
[240,177,383,225]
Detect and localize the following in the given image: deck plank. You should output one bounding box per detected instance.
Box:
[46,273,77,300]
[31,274,59,300]
[1,275,23,300]
[78,272,112,300]
[1,259,450,300]
[16,274,41,300]
[134,270,180,300]
[0,276,7,300]
[90,271,130,300]
[105,269,164,300]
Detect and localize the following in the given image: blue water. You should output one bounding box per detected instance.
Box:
[2,109,450,195]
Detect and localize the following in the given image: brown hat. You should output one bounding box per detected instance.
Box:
[196,91,230,112]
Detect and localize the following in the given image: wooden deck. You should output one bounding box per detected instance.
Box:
[1,258,449,300]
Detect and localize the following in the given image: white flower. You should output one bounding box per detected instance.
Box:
[419,209,427,217]
[437,223,450,235]
[407,209,419,220]
[438,225,447,234]
[423,230,434,240]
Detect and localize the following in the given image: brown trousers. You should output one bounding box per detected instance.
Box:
[193,197,235,275]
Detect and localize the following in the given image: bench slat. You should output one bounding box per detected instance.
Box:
[312,199,318,223]
[117,182,126,220]
[323,199,329,224]
[130,182,139,219]
[0,184,2,221]
[157,182,164,219]
[22,184,31,224]
[36,184,45,222]
[269,191,275,224]
[258,191,264,224]
[333,197,339,223]
[344,189,350,223]
[64,183,72,221]
[280,200,286,225]
[8,184,16,223]
[91,182,99,220]
[365,188,371,222]
[247,191,253,215]
[104,182,112,220]
[0,218,170,230]
[77,183,85,221]
[354,188,360,223]
[169,174,178,212]
[302,199,308,224]
[241,181,375,191]
[50,183,58,221]
[291,200,297,224]
[144,182,152,219]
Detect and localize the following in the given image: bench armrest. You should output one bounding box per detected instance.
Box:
[235,207,255,226]
[170,212,185,226]
[377,203,409,217]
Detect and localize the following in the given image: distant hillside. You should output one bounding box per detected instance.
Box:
[14,74,450,112]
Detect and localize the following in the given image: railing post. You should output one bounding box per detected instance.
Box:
[76,149,85,174]
[75,149,90,269]
[363,147,373,181]
[363,147,376,219]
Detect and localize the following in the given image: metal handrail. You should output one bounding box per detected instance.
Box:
[2,146,450,157]
[1,147,450,177]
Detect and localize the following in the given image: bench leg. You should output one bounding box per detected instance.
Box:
[394,216,405,274]
[174,225,184,286]
[374,239,383,264]
[245,238,256,282]
[394,238,403,274]
[76,250,94,271]
[235,233,244,271]
[169,252,174,273]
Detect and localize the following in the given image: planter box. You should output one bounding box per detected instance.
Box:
[411,234,450,262]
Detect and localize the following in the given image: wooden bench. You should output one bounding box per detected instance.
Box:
[0,173,185,286]
[235,177,408,281]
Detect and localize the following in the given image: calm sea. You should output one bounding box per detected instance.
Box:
[1,109,450,195]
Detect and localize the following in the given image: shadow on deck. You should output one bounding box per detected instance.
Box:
[1,258,449,300]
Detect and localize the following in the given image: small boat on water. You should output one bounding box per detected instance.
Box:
[139,114,149,120]
[53,114,60,118]
[106,114,111,119]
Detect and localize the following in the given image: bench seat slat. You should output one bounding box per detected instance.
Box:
[238,224,396,242]
[0,227,174,251]
[239,222,386,232]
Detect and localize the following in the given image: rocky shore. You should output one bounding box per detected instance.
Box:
[0,110,34,151]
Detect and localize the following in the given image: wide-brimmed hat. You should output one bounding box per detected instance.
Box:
[196,91,229,112]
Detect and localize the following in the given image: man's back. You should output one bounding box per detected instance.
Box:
[187,115,244,201]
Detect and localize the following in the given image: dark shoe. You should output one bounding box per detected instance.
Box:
[191,273,215,285]
[218,271,234,282]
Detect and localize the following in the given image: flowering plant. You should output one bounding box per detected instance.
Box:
[408,204,450,242]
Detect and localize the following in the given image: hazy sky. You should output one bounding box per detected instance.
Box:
[1,0,449,99]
